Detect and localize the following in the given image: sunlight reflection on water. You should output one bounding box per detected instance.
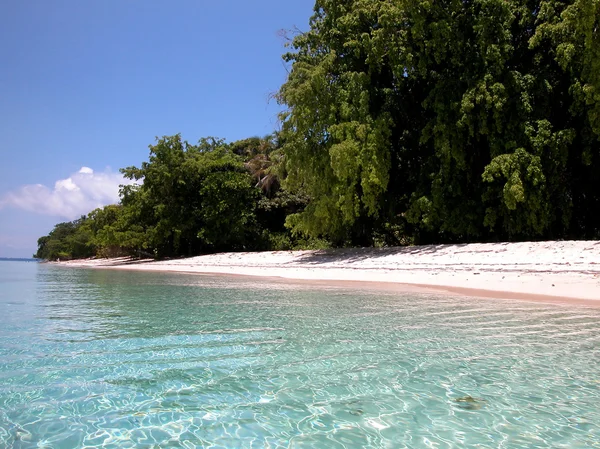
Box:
[0,261,599,448]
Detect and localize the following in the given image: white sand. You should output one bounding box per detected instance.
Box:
[55,241,600,302]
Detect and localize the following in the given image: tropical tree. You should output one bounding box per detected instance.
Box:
[34,217,96,260]
[278,0,600,244]
[119,135,261,257]
[230,134,311,249]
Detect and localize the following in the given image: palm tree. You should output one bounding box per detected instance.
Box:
[240,134,282,198]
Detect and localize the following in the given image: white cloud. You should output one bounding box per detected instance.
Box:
[55,178,79,191]
[0,167,135,219]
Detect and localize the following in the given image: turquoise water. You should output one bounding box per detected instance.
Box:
[1,261,600,448]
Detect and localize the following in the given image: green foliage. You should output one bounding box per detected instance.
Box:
[87,205,143,257]
[119,135,262,257]
[277,2,393,244]
[34,217,96,260]
[35,133,310,260]
[482,149,549,238]
[279,0,600,243]
[36,2,600,256]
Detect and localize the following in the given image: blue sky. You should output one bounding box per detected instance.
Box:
[0,0,314,257]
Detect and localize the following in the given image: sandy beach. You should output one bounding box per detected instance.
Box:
[53,240,600,303]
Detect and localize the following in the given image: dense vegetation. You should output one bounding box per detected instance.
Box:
[34,135,309,260]
[36,0,600,260]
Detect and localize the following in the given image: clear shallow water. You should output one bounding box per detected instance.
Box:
[1,261,600,448]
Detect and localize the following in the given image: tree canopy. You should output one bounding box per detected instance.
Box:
[35,134,309,259]
[278,0,600,244]
[36,0,600,259]
[118,135,261,257]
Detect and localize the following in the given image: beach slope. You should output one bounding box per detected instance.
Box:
[55,241,600,302]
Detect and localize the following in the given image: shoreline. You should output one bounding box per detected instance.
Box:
[53,241,600,306]
[53,240,600,305]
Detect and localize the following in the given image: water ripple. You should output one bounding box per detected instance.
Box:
[0,263,599,448]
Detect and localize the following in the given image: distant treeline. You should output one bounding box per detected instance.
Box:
[35,136,314,260]
[36,0,600,260]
